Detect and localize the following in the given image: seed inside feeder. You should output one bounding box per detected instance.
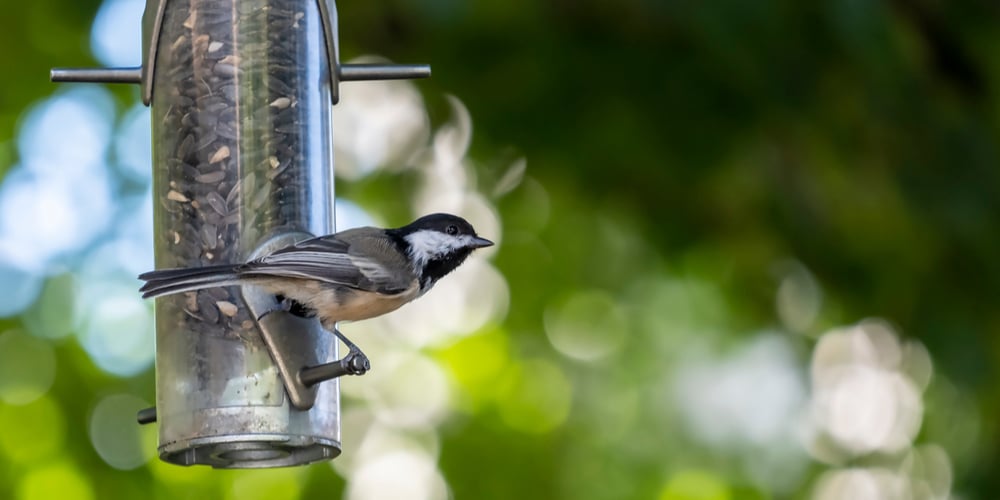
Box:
[152,0,326,342]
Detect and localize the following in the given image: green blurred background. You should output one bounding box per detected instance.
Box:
[0,0,998,499]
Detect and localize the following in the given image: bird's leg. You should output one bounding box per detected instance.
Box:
[331,326,371,376]
[298,327,371,385]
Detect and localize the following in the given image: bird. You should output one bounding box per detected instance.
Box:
[138,213,493,374]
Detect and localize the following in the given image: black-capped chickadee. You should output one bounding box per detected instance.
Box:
[138,213,493,372]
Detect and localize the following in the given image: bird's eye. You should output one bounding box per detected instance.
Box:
[446,224,459,235]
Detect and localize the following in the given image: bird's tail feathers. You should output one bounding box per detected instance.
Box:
[138,265,244,299]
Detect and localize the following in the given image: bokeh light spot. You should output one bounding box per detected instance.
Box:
[23,273,80,340]
[346,448,448,500]
[497,358,572,434]
[811,468,905,500]
[544,289,627,362]
[365,352,451,428]
[0,395,65,463]
[17,461,94,500]
[659,469,731,500]
[902,444,953,500]
[335,198,377,230]
[0,257,43,317]
[79,190,154,280]
[226,468,303,500]
[437,328,510,410]
[0,167,115,270]
[1,85,116,272]
[775,260,822,334]
[77,282,154,377]
[340,422,441,480]
[333,56,430,180]
[631,276,729,348]
[815,367,922,455]
[808,321,928,460]
[18,86,115,173]
[0,166,108,269]
[113,104,152,183]
[331,407,379,478]
[900,339,934,391]
[89,393,154,470]
[675,334,806,448]
[90,0,143,67]
[576,382,639,446]
[0,330,56,405]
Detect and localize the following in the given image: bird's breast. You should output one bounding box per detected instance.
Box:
[315,281,420,324]
[257,278,420,327]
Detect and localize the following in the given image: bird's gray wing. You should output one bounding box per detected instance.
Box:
[241,233,413,294]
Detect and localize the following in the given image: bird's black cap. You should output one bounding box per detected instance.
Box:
[398,213,492,247]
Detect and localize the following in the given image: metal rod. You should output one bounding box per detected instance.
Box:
[50,67,143,84]
[137,406,157,425]
[299,363,350,386]
[339,63,431,81]
[299,355,370,386]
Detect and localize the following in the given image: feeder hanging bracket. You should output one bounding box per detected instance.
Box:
[50,0,431,105]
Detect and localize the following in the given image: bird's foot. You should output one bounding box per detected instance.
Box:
[297,327,371,385]
[333,326,371,376]
[340,346,371,376]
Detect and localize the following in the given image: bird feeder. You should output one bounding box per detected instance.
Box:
[51,0,429,468]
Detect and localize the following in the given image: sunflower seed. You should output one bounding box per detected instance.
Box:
[167,190,189,202]
[216,300,238,317]
[195,170,226,184]
[209,145,230,163]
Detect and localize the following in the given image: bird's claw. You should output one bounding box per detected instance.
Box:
[298,347,371,386]
[330,326,371,376]
[342,349,371,375]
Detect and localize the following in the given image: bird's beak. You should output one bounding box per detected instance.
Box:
[470,236,494,249]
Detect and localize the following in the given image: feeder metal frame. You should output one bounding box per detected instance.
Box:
[51,0,430,104]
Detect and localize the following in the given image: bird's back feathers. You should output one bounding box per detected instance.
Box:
[138,227,417,299]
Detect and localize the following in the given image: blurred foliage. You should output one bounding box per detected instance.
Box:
[2,0,1000,499]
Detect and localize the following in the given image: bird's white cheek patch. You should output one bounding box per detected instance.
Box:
[404,230,472,266]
